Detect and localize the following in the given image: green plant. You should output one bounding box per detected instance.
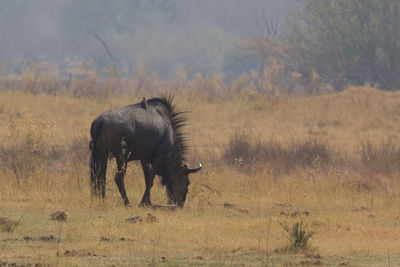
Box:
[278,221,315,252]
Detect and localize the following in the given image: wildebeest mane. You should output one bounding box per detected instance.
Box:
[147,96,188,164]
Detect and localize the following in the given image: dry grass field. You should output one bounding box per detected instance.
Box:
[2,85,400,266]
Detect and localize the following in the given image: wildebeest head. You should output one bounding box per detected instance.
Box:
[166,163,202,207]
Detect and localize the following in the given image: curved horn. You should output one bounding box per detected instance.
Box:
[187,163,202,174]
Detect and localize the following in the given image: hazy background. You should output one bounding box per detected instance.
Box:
[0,0,296,76]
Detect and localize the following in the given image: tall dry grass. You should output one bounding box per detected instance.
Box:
[1,65,400,265]
[0,59,329,98]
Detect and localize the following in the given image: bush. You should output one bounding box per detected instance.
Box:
[278,221,315,252]
[223,131,335,173]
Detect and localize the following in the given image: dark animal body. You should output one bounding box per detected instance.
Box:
[89,97,202,207]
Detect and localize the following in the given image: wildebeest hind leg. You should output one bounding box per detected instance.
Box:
[115,158,130,206]
[140,160,153,207]
[97,154,108,199]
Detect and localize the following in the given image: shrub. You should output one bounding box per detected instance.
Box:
[278,221,315,252]
[223,131,336,173]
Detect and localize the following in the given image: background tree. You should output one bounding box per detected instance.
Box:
[287,0,400,91]
[234,7,293,95]
[0,0,295,76]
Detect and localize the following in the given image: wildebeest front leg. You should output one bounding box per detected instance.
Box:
[140,160,154,207]
[115,159,130,206]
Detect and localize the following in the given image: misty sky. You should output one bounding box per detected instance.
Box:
[0,0,296,76]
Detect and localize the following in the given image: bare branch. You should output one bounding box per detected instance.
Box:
[261,7,280,39]
[91,31,115,64]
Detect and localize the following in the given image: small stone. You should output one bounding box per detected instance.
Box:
[100,236,110,241]
[126,216,143,223]
[50,211,67,221]
[64,250,79,257]
[223,203,236,209]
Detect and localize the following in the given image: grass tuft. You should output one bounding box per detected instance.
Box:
[0,217,18,233]
[0,222,16,233]
[278,221,315,253]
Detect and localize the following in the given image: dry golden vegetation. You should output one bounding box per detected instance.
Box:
[1,67,400,266]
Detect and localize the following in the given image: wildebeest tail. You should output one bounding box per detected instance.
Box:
[89,120,103,195]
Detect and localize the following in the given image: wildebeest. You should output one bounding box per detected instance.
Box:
[89,96,202,207]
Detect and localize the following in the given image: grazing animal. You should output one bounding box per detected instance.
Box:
[89,96,202,207]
